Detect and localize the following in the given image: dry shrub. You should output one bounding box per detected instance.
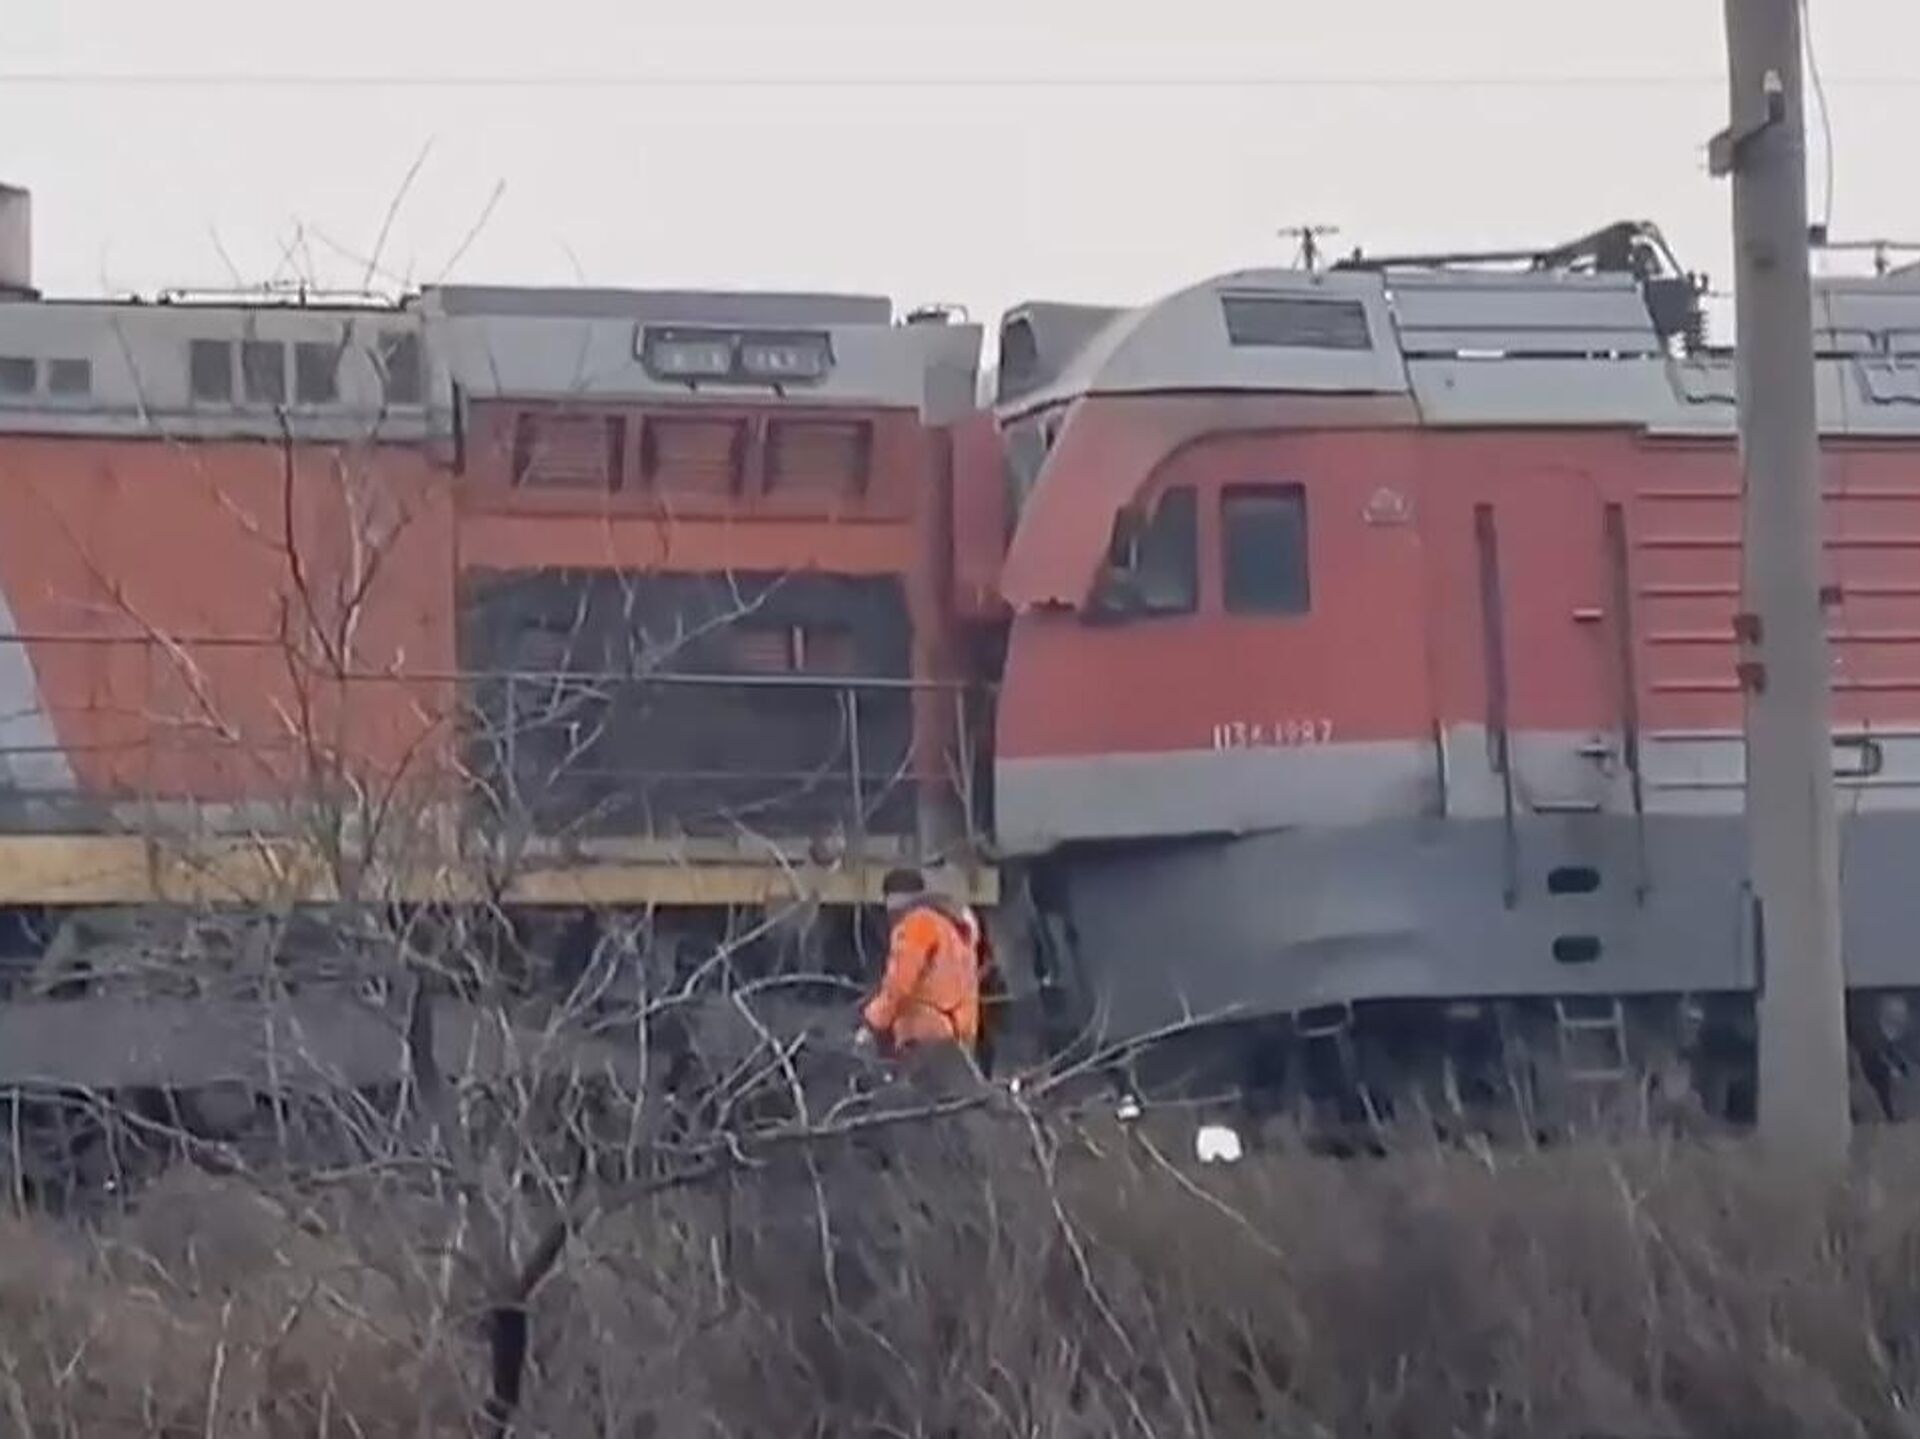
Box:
[8,1119,1920,1435]
[0,1168,478,1436]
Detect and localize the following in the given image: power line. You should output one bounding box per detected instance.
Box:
[3,70,1920,91]
[1803,0,1838,233]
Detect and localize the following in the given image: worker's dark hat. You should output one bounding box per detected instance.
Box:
[880,867,927,899]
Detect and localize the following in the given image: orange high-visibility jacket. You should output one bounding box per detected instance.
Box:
[957,902,1005,1039]
[862,902,981,1050]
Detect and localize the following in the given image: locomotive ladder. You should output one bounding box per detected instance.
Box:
[1552,996,1632,1084]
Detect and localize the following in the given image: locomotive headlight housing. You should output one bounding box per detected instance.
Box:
[638,325,834,386]
[641,328,734,379]
[739,332,833,382]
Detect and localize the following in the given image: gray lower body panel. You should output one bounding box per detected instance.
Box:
[1049,813,1920,1041]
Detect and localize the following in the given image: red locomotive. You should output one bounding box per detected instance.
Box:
[993,221,1920,1125]
[3,181,1920,1132]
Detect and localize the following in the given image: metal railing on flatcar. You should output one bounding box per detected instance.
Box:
[0,633,993,866]
[464,666,989,861]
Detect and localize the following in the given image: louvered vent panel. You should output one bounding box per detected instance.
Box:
[765,419,872,499]
[645,416,743,497]
[730,626,794,674]
[796,626,857,675]
[512,412,620,489]
[724,625,858,674]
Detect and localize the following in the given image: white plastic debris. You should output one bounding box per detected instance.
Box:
[1116,1094,1143,1122]
[1194,1123,1244,1165]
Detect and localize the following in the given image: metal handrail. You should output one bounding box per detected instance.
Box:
[0,634,992,693]
[0,641,993,856]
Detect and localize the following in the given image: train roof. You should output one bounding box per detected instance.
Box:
[995,223,1920,439]
[7,199,1920,444]
[0,281,983,442]
[422,285,893,326]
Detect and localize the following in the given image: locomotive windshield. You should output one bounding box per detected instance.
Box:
[1093,487,1197,617]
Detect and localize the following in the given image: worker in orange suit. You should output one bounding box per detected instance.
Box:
[857,867,981,1058]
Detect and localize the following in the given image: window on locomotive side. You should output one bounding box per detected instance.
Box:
[376,331,425,407]
[1099,485,1198,617]
[1220,294,1371,351]
[189,340,233,403]
[241,341,286,405]
[294,341,341,404]
[1221,485,1311,615]
[47,359,92,398]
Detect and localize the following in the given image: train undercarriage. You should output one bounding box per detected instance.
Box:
[6,860,1920,1207]
[1067,990,1920,1158]
[1002,812,1920,1158]
[0,899,892,1208]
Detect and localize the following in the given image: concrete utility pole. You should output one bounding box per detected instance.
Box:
[1713,0,1851,1170]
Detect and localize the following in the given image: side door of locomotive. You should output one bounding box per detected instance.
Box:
[1456,454,1633,823]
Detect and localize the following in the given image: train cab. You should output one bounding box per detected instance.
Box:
[991,274,1428,858]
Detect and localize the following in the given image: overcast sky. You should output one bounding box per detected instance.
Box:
[7,1,1920,335]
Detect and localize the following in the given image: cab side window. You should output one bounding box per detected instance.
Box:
[1095,485,1197,617]
[1221,484,1310,615]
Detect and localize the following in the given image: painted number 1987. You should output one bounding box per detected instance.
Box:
[1211,718,1335,751]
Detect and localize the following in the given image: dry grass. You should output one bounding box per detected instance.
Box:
[4,1118,1920,1436]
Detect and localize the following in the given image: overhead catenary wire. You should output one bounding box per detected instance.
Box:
[2,70,1920,91]
[1803,0,1838,235]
